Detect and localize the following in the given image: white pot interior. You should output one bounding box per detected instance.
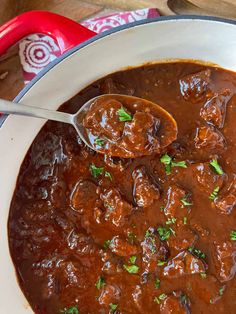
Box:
[0,17,236,313]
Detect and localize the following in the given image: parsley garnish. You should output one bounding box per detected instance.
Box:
[145,230,152,238]
[157,227,175,241]
[95,276,105,289]
[123,264,139,274]
[188,247,206,259]
[160,206,165,212]
[90,164,112,180]
[127,232,136,244]
[210,159,224,175]
[180,294,189,306]
[154,293,167,304]
[155,278,160,289]
[157,260,167,266]
[230,230,236,241]
[183,217,187,225]
[94,138,104,146]
[109,303,118,312]
[181,195,192,207]
[60,306,79,314]
[209,186,220,201]
[160,153,187,175]
[129,256,137,264]
[144,230,156,253]
[171,161,187,168]
[165,217,177,225]
[200,272,207,279]
[117,107,132,122]
[90,164,104,178]
[105,171,112,180]
[219,286,225,296]
[103,240,111,249]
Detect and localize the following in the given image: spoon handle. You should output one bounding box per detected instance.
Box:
[0,98,73,124]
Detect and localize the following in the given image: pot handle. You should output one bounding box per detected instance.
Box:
[0,10,97,56]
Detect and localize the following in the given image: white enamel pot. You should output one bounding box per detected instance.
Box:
[0,10,236,313]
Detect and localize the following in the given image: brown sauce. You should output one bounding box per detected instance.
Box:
[82,94,177,158]
[8,62,236,314]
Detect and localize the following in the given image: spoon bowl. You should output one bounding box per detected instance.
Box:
[0,94,177,158]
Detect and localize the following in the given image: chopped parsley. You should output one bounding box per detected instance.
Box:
[200,272,207,279]
[123,264,139,274]
[103,240,111,249]
[230,230,236,241]
[127,232,136,244]
[148,238,156,253]
[95,276,105,290]
[90,164,104,178]
[90,164,112,181]
[154,293,167,304]
[157,260,167,266]
[180,294,189,306]
[105,171,112,180]
[171,161,187,168]
[188,246,206,259]
[117,107,132,122]
[109,303,118,312]
[129,255,137,264]
[181,194,192,207]
[165,217,177,225]
[183,217,187,225]
[145,230,152,238]
[94,138,104,146]
[160,206,165,212]
[209,186,220,201]
[210,159,224,175]
[157,227,175,241]
[219,286,225,296]
[160,153,187,175]
[60,306,79,314]
[155,278,161,289]
[144,229,157,253]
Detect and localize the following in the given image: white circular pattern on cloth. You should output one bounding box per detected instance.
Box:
[19,34,60,75]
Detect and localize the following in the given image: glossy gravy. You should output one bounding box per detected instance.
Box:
[8,62,236,314]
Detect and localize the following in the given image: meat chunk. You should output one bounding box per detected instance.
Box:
[179,69,211,103]
[132,166,160,207]
[200,90,231,128]
[163,251,206,278]
[164,185,189,219]
[70,180,100,213]
[212,241,236,282]
[194,125,226,151]
[214,177,236,215]
[110,235,138,257]
[83,99,125,141]
[121,111,160,155]
[101,251,122,275]
[160,292,190,314]
[167,225,198,253]
[190,274,222,304]
[98,284,121,306]
[141,228,169,272]
[191,162,224,194]
[100,188,132,227]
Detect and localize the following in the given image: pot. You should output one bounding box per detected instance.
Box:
[0,10,236,313]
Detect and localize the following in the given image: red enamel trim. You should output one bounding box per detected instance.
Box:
[0,11,96,56]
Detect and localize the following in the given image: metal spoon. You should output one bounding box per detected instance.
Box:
[0,94,177,156]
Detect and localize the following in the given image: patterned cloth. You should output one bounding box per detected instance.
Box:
[19,8,159,83]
